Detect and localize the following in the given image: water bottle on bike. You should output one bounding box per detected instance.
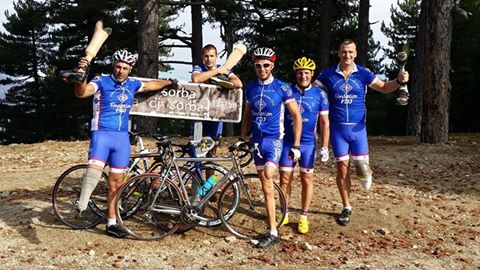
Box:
[197,175,219,197]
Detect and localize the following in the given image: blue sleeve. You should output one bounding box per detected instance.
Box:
[89,76,101,90]
[364,68,377,85]
[134,79,143,93]
[192,65,203,73]
[279,83,294,103]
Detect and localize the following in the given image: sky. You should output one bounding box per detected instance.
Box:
[0,0,398,97]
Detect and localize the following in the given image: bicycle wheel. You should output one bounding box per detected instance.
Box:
[218,173,286,239]
[52,164,109,229]
[116,173,182,240]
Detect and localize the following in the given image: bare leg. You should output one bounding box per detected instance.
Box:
[300,172,314,212]
[279,170,294,209]
[107,172,124,220]
[259,165,277,231]
[336,160,351,208]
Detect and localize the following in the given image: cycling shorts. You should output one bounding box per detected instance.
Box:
[251,137,283,171]
[88,130,130,173]
[279,142,316,173]
[330,122,369,161]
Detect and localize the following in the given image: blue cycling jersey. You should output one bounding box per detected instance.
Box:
[283,84,329,144]
[316,64,376,124]
[89,75,143,131]
[245,76,295,139]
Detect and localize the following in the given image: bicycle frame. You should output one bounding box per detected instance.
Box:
[147,153,251,224]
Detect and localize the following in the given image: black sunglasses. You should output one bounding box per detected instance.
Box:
[254,63,271,69]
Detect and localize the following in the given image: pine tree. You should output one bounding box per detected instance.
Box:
[0,0,55,143]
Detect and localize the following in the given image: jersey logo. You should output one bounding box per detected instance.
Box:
[255,99,266,110]
[281,84,293,96]
[273,139,282,160]
[299,105,305,114]
[341,82,352,92]
[117,93,128,103]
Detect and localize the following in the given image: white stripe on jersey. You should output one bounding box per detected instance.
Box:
[279,102,285,139]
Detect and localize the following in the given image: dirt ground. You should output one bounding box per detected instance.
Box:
[0,134,479,270]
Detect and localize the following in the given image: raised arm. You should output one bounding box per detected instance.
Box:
[140,79,174,92]
[370,71,409,94]
[74,81,96,98]
[73,57,96,98]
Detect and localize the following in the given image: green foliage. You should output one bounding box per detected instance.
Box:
[380,0,420,75]
[368,0,420,136]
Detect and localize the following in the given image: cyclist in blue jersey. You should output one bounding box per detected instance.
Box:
[240,47,302,248]
[191,44,243,157]
[314,39,409,226]
[73,49,175,238]
[279,57,330,234]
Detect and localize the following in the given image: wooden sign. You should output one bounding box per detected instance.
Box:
[130,81,243,123]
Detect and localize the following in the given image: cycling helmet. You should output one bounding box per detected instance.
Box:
[112,49,136,66]
[293,57,316,71]
[252,47,276,63]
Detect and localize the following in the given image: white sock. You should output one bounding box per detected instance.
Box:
[300,214,308,220]
[344,206,352,211]
[107,218,117,227]
[270,230,278,237]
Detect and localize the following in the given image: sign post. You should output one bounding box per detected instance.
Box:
[131,81,243,123]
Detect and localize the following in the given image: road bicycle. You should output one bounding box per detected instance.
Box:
[114,138,287,241]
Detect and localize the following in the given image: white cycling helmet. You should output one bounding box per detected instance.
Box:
[112,49,136,66]
[252,47,276,63]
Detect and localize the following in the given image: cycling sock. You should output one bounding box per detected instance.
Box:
[300,210,308,219]
[107,218,117,227]
[77,168,102,211]
[270,230,278,237]
[344,205,352,211]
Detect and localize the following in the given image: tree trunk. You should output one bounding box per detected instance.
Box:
[406,1,425,136]
[356,0,370,66]
[419,0,453,143]
[223,17,235,137]
[317,0,333,70]
[191,0,203,66]
[133,0,160,134]
[138,0,159,77]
